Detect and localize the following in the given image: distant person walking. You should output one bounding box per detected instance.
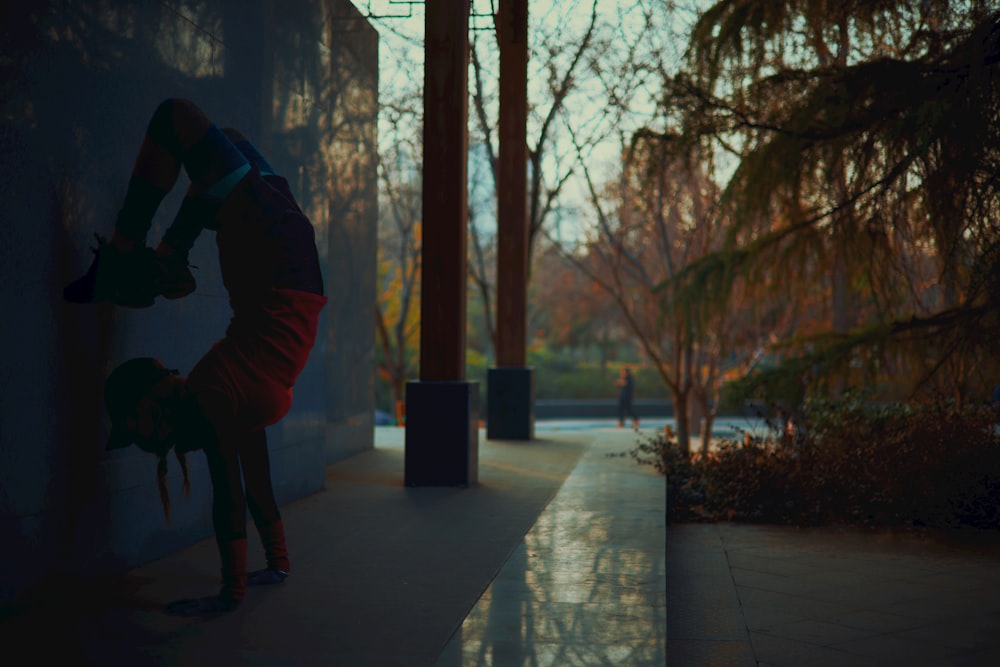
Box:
[615,367,639,429]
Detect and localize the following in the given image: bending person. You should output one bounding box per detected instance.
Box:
[64,98,326,615]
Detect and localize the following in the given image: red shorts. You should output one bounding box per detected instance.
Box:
[188,288,327,431]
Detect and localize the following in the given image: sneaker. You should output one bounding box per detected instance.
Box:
[153,255,196,299]
[247,567,288,586]
[63,234,158,308]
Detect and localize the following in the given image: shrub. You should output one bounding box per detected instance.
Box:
[641,396,1000,529]
[630,430,672,476]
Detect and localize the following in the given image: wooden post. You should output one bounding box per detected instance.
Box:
[495,0,528,368]
[405,0,479,485]
[488,0,534,440]
[419,0,471,381]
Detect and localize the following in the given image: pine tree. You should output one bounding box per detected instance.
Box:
[668,1,1000,405]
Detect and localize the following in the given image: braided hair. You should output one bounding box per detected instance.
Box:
[155,447,192,526]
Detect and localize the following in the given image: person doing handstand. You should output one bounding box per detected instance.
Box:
[64,98,326,615]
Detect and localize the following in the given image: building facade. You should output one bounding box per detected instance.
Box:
[0,0,378,602]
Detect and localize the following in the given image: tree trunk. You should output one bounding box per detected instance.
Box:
[392,378,405,425]
[700,414,714,457]
[672,387,692,456]
[695,391,715,458]
[690,398,703,454]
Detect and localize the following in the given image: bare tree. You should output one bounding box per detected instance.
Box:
[540,1,766,455]
[566,129,737,455]
[467,0,605,357]
[374,80,423,420]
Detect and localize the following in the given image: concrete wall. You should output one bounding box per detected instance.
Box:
[0,0,378,602]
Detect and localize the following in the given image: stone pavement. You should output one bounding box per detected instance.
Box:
[9,420,998,666]
[435,428,666,665]
[0,426,666,666]
[668,522,1000,666]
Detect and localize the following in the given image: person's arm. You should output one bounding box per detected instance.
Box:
[172,393,220,455]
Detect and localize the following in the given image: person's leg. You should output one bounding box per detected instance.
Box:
[150,127,274,299]
[222,127,276,176]
[65,99,249,306]
[115,98,248,250]
[156,126,271,255]
[239,429,291,585]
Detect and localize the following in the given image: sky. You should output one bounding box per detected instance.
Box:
[357,0,700,242]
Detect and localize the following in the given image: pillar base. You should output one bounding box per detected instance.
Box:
[486,367,534,440]
[405,381,479,486]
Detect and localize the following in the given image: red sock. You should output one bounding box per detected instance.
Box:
[258,520,290,574]
[217,537,248,604]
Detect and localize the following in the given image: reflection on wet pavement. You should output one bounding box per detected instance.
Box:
[436,435,666,666]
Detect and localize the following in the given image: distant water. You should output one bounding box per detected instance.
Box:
[535,415,780,442]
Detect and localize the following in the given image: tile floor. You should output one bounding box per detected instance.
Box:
[435,432,667,666]
[668,522,1000,666]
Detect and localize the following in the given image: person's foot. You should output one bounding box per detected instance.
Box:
[63,235,158,308]
[153,254,196,299]
[247,568,288,586]
[166,595,240,616]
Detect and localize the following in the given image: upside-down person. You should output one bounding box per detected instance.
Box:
[64,98,326,615]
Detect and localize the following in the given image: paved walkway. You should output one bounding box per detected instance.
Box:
[0,426,666,666]
[9,422,998,665]
[668,521,1000,666]
[435,429,666,665]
